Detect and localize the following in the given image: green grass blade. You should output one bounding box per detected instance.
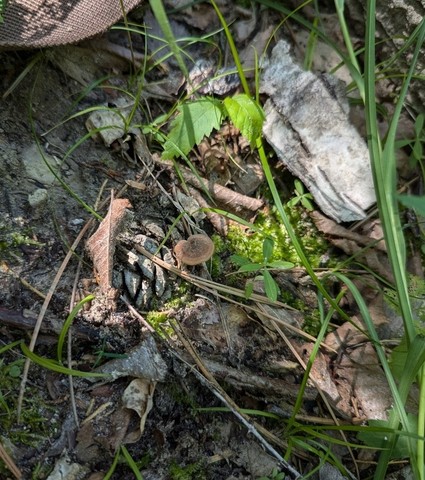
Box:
[21,343,110,378]
[254,0,365,98]
[103,448,120,479]
[57,294,95,363]
[333,272,419,479]
[256,137,351,323]
[121,445,144,479]
[0,340,24,355]
[334,0,362,93]
[364,3,425,346]
[149,0,188,78]
[287,290,344,434]
[364,16,425,475]
[210,0,250,96]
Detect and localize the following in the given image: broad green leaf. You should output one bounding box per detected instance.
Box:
[238,263,262,273]
[262,237,274,263]
[263,269,278,302]
[8,365,21,378]
[162,98,224,159]
[287,197,301,207]
[230,254,251,266]
[224,94,264,147]
[294,179,305,195]
[397,194,425,216]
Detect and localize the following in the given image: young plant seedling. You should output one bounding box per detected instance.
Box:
[287,179,314,211]
[231,237,294,302]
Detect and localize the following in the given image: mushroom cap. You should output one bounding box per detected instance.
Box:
[174,234,215,266]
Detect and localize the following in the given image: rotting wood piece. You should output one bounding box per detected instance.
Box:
[196,356,317,402]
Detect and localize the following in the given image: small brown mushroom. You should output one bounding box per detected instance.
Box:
[174,234,215,267]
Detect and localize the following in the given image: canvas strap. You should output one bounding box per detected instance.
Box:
[0,0,141,49]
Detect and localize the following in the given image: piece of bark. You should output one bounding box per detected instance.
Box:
[96,336,168,382]
[180,354,317,401]
[261,40,375,222]
[0,307,98,341]
[310,211,387,252]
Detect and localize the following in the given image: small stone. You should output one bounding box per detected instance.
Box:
[154,265,167,297]
[123,270,141,299]
[28,188,48,208]
[135,280,152,307]
[68,218,84,227]
[22,144,57,185]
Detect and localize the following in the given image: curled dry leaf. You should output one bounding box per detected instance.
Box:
[122,378,156,443]
[86,197,132,292]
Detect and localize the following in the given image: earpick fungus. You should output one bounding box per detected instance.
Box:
[174,234,214,268]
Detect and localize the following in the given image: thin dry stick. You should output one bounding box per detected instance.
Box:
[17,183,129,420]
[133,243,339,351]
[194,283,325,347]
[136,153,199,231]
[188,186,228,235]
[0,440,22,479]
[171,323,302,479]
[2,264,46,299]
[120,296,155,332]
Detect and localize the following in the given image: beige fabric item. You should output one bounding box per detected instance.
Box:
[0,0,142,49]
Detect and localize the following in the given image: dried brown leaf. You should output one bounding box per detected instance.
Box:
[310,211,386,251]
[310,210,393,281]
[86,197,132,292]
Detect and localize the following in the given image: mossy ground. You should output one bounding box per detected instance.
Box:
[169,460,206,480]
[224,206,328,268]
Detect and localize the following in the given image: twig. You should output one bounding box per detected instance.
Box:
[188,186,228,235]
[17,186,129,421]
[2,264,46,299]
[155,157,264,213]
[120,296,155,332]
[0,440,22,479]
